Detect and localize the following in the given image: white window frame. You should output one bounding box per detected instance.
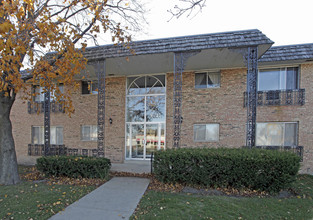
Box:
[256,122,298,146]
[81,125,98,141]
[258,67,299,91]
[31,126,64,145]
[195,71,221,89]
[125,74,167,160]
[193,123,219,142]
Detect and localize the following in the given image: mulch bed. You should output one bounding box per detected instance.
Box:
[20,167,296,198]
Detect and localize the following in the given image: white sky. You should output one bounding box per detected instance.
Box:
[129,0,313,46]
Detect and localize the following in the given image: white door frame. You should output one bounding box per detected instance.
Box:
[125,74,166,160]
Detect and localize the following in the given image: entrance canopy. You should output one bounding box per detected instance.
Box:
[83,29,273,76]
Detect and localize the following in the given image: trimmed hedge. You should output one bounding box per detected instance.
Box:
[153,148,301,193]
[36,156,111,179]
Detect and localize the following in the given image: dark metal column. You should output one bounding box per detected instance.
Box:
[173,51,199,148]
[44,90,51,156]
[96,60,106,157]
[245,47,258,148]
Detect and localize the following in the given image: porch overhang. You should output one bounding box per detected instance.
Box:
[82,29,274,77]
[102,45,272,76]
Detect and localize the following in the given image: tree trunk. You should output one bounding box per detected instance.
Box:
[0,94,20,185]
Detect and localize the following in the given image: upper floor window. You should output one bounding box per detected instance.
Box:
[195,72,220,89]
[33,84,64,102]
[31,126,63,145]
[82,81,98,95]
[256,122,298,146]
[258,67,299,91]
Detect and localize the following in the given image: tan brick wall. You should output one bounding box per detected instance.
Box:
[103,77,126,163]
[166,69,247,149]
[166,64,313,174]
[11,63,313,173]
[11,76,126,165]
[298,63,313,173]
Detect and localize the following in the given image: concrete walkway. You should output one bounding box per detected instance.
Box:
[49,177,150,220]
[111,160,151,174]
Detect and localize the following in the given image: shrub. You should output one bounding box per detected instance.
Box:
[36,156,111,179]
[153,148,301,193]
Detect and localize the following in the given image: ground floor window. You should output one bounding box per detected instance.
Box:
[256,122,298,146]
[81,125,98,141]
[31,126,63,145]
[194,124,219,142]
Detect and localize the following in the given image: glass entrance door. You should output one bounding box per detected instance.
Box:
[126,123,165,159]
[125,75,166,160]
[131,124,144,159]
[146,124,158,158]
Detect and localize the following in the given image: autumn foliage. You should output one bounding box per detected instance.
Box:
[0,0,143,112]
[0,0,144,185]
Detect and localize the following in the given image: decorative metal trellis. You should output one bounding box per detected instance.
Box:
[244,47,258,148]
[243,89,305,107]
[28,101,65,114]
[44,90,51,156]
[173,51,199,148]
[95,60,106,157]
[28,144,98,157]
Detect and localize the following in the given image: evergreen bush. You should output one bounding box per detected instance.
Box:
[37,156,111,179]
[153,148,300,192]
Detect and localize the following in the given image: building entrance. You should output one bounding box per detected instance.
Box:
[125,75,166,159]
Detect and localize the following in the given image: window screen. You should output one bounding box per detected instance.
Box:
[195,72,220,89]
[31,126,63,144]
[256,122,298,146]
[258,67,299,91]
[81,125,98,141]
[194,124,219,142]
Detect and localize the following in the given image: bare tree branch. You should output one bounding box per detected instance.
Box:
[168,0,206,19]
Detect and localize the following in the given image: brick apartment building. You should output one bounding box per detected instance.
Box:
[11,29,313,174]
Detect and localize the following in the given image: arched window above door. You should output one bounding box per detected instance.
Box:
[127,75,165,95]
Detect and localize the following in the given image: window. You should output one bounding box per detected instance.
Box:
[194,124,219,142]
[82,81,98,94]
[195,72,220,89]
[256,122,298,146]
[258,67,299,91]
[33,84,64,102]
[31,126,63,145]
[127,75,165,95]
[81,125,98,141]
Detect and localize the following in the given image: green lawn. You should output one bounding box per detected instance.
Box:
[0,167,96,220]
[132,175,313,220]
